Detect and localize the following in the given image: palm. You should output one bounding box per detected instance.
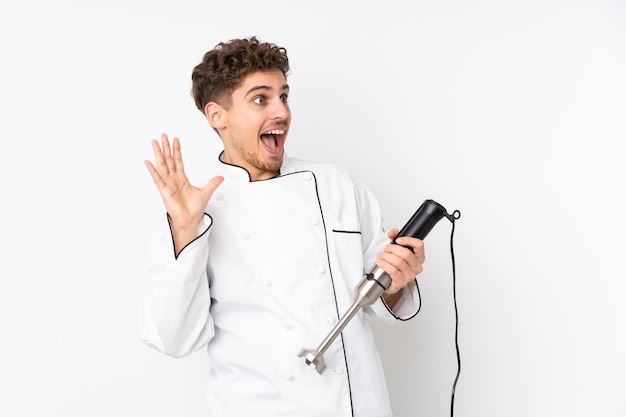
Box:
[145,134,223,229]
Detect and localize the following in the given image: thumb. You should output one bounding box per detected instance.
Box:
[387,227,399,240]
[202,176,225,199]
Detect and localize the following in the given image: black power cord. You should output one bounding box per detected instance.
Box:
[446,210,462,417]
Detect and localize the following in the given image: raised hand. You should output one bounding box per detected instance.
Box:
[144,134,224,254]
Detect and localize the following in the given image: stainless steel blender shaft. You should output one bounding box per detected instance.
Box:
[297,267,391,374]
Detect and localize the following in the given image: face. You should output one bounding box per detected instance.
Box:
[209,69,291,181]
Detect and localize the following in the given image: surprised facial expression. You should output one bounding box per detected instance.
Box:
[212,69,291,181]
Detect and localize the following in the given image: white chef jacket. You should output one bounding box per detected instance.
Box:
[141,153,421,417]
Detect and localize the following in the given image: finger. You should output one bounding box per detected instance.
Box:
[150,138,164,166]
[144,160,168,192]
[160,134,176,173]
[144,160,157,178]
[380,241,425,276]
[385,241,419,262]
[387,229,425,261]
[151,138,172,178]
[394,237,426,263]
[375,256,416,294]
[172,137,185,174]
[386,228,399,240]
[378,249,412,274]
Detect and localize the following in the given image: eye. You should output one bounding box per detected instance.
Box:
[280,94,289,104]
[253,96,266,104]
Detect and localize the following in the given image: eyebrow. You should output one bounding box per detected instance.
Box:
[244,84,290,98]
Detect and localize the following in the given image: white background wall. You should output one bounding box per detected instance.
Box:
[1,1,625,416]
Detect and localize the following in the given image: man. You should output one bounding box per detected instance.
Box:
[141,36,425,417]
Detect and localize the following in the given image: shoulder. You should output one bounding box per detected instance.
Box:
[283,156,357,184]
[283,156,378,209]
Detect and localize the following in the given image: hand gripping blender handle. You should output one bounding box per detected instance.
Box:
[298,199,450,374]
[365,199,448,294]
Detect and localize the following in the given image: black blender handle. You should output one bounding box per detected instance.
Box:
[394,199,448,244]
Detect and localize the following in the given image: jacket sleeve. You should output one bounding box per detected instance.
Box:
[140,213,215,358]
[358,184,421,322]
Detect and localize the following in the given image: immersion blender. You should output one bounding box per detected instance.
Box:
[298,199,451,374]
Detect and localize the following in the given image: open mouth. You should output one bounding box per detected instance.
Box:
[260,129,285,154]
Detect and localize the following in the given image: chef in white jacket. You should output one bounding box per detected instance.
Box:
[141,36,426,417]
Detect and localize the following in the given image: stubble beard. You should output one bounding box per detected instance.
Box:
[244,150,283,177]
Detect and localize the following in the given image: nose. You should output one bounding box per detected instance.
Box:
[270,98,290,121]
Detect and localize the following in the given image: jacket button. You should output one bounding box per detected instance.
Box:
[241,233,250,241]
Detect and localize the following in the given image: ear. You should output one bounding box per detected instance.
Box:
[204,102,226,129]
